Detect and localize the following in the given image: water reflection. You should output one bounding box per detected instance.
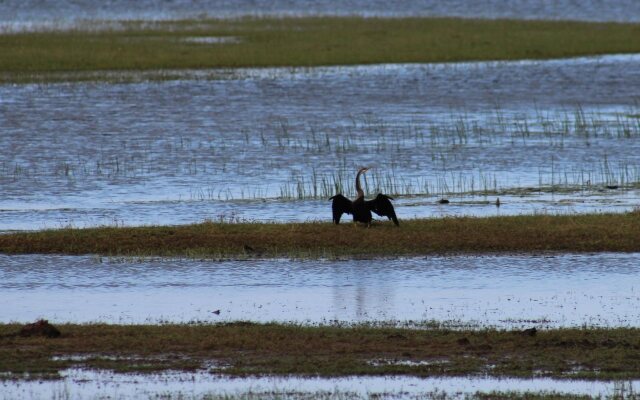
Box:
[332,265,397,321]
[2,368,639,399]
[1,253,639,327]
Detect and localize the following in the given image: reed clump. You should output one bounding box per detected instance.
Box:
[1,213,638,258]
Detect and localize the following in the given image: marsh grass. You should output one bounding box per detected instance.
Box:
[3,108,640,201]
[1,323,640,380]
[1,213,639,257]
[2,17,640,82]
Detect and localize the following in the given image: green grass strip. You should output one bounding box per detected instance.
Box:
[1,322,640,380]
[2,17,640,82]
[1,212,639,258]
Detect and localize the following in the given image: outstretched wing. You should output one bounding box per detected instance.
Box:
[366,193,399,226]
[329,194,353,224]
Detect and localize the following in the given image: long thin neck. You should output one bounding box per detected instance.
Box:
[355,169,365,199]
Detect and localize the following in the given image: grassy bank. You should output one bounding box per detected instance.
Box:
[1,322,639,380]
[2,17,640,82]
[0,213,639,258]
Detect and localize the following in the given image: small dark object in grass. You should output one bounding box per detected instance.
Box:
[438,198,450,204]
[476,344,493,351]
[19,319,61,338]
[606,185,619,189]
[521,327,537,337]
[387,333,407,340]
[457,337,470,346]
[242,245,263,256]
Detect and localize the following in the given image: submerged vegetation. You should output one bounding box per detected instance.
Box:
[1,17,640,82]
[1,322,640,380]
[3,108,640,202]
[0,213,639,258]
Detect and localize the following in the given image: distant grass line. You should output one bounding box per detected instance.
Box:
[1,17,640,82]
[1,213,639,257]
[1,322,640,380]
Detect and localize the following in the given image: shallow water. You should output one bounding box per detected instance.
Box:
[1,190,639,231]
[2,0,640,33]
[2,55,640,231]
[2,253,639,327]
[2,369,639,399]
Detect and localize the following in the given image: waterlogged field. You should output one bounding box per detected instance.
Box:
[2,55,640,231]
[3,7,640,398]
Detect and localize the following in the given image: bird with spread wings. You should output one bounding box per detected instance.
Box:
[329,167,399,227]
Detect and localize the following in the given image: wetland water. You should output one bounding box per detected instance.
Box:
[2,55,640,231]
[1,253,639,327]
[3,369,639,399]
[3,7,640,400]
[2,0,640,32]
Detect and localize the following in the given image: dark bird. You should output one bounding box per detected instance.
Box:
[329,167,399,227]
